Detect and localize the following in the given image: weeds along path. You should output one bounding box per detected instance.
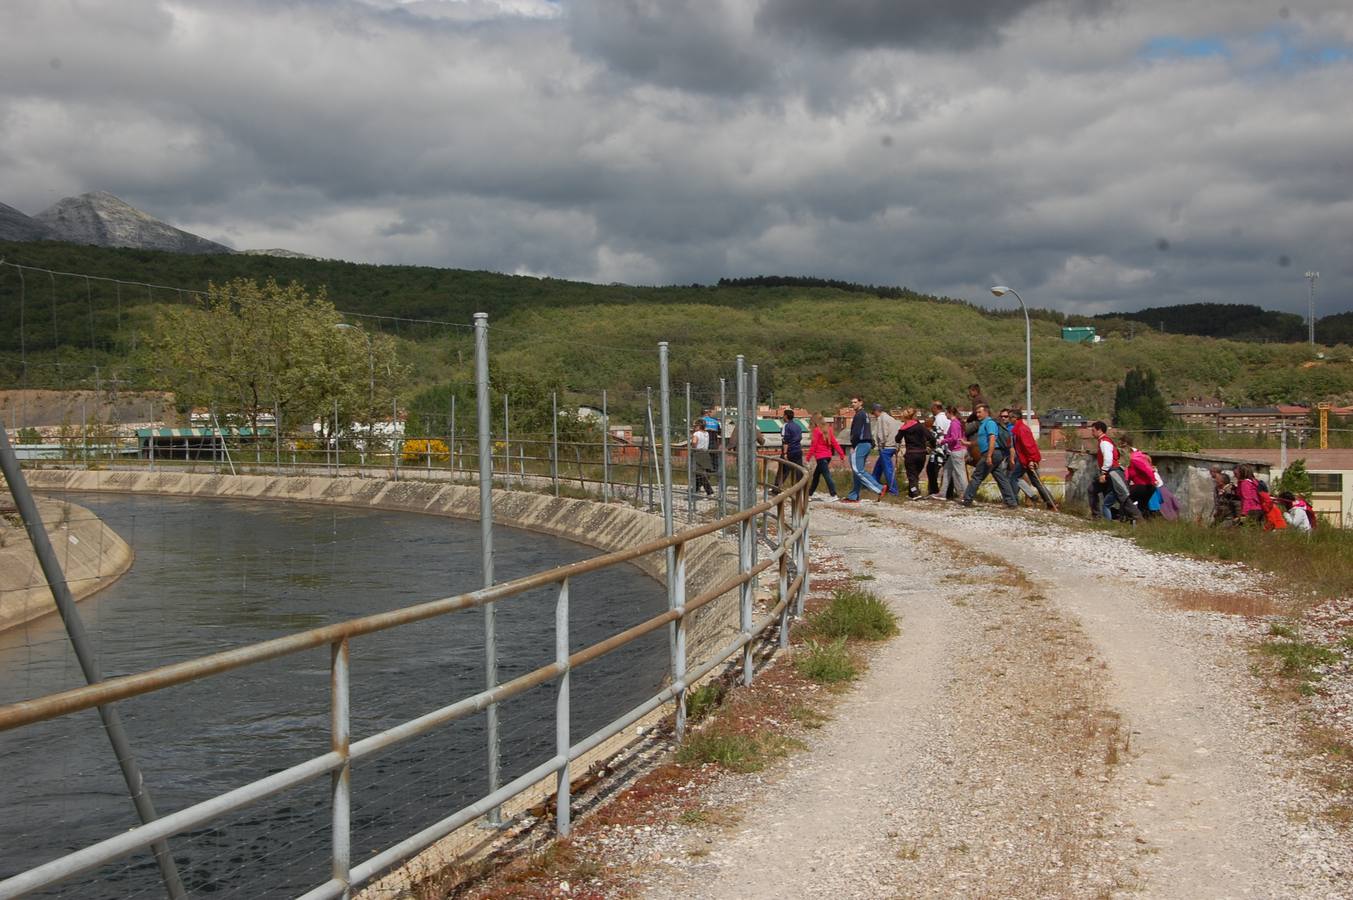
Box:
[642,505,1139,899]
[896,502,1352,898]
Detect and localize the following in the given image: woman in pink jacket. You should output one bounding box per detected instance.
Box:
[1235,464,1263,524]
[937,404,969,500]
[808,413,847,501]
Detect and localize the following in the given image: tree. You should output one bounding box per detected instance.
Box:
[153,278,404,438]
[1275,458,1313,496]
[1112,367,1171,434]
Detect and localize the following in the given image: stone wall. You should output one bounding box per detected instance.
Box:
[1064,451,1271,522]
[0,497,133,633]
[25,470,744,667]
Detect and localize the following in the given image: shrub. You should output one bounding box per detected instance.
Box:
[1275,458,1312,496]
[806,587,898,641]
[684,681,726,724]
[796,638,857,684]
[402,438,449,463]
[676,730,764,772]
[17,426,42,444]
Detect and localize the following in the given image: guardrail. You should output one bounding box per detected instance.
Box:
[0,456,812,899]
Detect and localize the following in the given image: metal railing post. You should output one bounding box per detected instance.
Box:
[645,388,658,513]
[673,542,688,741]
[474,312,501,825]
[450,394,456,480]
[331,639,352,899]
[555,578,571,836]
[795,489,809,618]
[552,391,559,497]
[0,425,187,900]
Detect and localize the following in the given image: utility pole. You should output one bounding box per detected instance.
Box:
[1305,271,1319,347]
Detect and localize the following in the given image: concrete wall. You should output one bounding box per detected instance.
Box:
[1064,450,1271,522]
[0,497,133,633]
[25,470,743,666]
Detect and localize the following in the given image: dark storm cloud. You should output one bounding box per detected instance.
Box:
[755,0,1107,51]
[0,0,1351,316]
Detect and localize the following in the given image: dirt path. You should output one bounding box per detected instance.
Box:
[637,502,1351,899]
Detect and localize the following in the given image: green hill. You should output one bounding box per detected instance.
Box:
[1094,302,1310,342]
[2,240,1350,427]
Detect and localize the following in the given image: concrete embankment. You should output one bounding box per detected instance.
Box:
[0,496,133,633]
[24,469,742,664]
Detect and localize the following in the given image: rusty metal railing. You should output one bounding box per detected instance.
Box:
[0,457,811,899]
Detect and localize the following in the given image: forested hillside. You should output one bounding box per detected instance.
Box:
[1,240,1350,426]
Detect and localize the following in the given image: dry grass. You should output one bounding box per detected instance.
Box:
[1161,588,1282,617]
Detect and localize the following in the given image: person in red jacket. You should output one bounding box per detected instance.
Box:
[1009,408,1057,510]
[806,413,847,501]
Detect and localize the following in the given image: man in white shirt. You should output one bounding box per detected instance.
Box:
[690,421,714,497]
[870,404,902,496]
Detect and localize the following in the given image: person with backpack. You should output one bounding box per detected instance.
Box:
[775,408,805,489]
[1235,464,1264,525]
[961,405,1017,508]
[1089,421,1141,521]
[690,419,715,497]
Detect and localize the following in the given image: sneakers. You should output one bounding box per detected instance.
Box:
[825,495,839,503]
[840,497,859,504]
[961,499,974,507]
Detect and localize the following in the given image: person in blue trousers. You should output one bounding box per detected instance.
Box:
[961,404,1017,507]
[844,396,885,502]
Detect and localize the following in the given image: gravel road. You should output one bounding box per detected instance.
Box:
[635,502,1352,899]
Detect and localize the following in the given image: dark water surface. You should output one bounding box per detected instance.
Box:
[0,493,668,898]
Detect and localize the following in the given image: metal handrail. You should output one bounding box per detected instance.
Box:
[0,458,811,899]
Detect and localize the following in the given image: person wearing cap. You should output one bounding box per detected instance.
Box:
[869,403,902,495]
[843,397,885,502]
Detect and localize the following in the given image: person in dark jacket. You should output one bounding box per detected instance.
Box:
[896,407,929,499]
[844,397,884,502]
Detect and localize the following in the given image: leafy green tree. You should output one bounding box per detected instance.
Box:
[1275,458,1313,496]
[16,426,42,444]
[153,278,403,437]
[1112,367,1171,434]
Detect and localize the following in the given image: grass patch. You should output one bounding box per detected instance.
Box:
[1126,519,1353,605]
[1268,622,1298,638]
[805,587,898,641]
[1260,636,1340,686]
[684,680,727,724]
[675,728,801,773]
[789,704,829,729]
[795,638,857,684]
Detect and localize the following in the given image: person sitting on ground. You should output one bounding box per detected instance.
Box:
[807,412,847,501]
[1212,472,1241,526]
[1276,491,1313,533]
[1235,464,1263,525]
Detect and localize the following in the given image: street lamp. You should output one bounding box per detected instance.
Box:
[990,286,1032,422]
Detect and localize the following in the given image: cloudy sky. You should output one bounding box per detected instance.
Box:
[2,0,1350,316]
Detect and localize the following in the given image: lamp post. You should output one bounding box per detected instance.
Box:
[334,323,375,450]
[990,286,1032,421]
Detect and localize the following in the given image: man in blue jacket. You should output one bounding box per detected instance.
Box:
[961,404,1017,508]
[843,397,885,502]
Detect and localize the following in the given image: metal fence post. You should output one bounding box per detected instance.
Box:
[331,639,352,899]
[555,577,571,836]
[718,377,727,519]
[777,498,790,649]
[659,342,676,676]
[552,391,559,497]
[601,389,610,503]
[645,389,658,513]
[673,542,688,742]
[0,425,187,900]
[751,364,762,561]
[737,364,754,686]
[685,382,693,519]
[503,393,511,493]
[393,399,401,482]
[795,490,809,618]
[474,313,501,826]
[450,394,456,480]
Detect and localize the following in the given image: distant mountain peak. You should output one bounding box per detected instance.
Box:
[35,191,233,255]
[0,201,56,242]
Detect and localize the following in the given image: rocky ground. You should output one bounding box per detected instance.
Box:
[453,499,1353,900]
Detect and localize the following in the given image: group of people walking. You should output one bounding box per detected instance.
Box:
[792,384,1059,509]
